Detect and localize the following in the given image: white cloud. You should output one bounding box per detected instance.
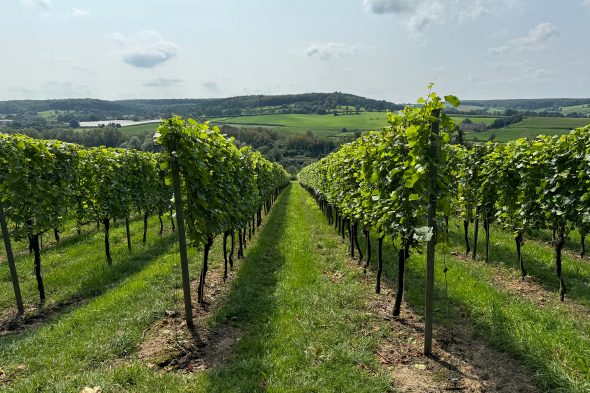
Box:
[143,78,182,87]
[72,63,93,73]
[487,59,531,69]
[110,33,126,45]
[46,55,73,63]
[113,31,178,68]
[43,80,92,96]
[363,0,417,14]
[363,0,522,39]
[570,59,590,66]
[363,0,440,39]
[46,55,93,73]
[488,46,510,55]
[201,79,220,92]
[305,42,358,60]
[488,29,510,39]
[21,0,50,9]
[583,0,590,8]
[512,23,559,48]
[12,80,94,99]
[525,67,555,82]
[71,8,90,17]
[489,22,559,54]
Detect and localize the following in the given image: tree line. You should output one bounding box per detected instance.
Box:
[0,93,401,126]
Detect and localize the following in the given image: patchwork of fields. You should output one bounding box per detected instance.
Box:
[211,112,391,137]
[210,113,500,138]
[464,117,590,142]
[76,111,590,142]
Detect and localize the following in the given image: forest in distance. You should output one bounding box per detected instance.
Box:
[1,92,589,175]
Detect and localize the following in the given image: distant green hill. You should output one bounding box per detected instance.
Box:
[3,95,589,125]
[462,98,590,111]
[0,93,401,120]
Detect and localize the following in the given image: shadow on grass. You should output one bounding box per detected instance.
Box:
[0,227,93,271]
[313,213,529,386]
[526,227,582,253]
[351,220,582,392]
[0,232,176,335]
[201,187,291,392]
[0,214,166,286]
[445,225,590,306]
[353,231,457,325]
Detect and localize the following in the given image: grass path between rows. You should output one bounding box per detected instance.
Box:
[201,183,394,392]
[367,223,590,392]
[447,221,590,309]
[8,180,587,392]
[0,214,175,316]
[0,184,396,392]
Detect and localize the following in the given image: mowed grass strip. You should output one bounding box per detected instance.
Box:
[355,219,590,392]
[0,214,206,392]
[0,215,175,313]
[448,221,590,308]
[203,183,394,392]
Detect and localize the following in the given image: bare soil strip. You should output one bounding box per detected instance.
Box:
[347,257,540,393]
[137,265,243,372]
[138,231,266,372]
[453,250,590,319]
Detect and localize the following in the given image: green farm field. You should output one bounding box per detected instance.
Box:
[72,112,589,144]
[447,115,499,126]
[118,122,160,137]
[465,116,590,142]
[211,112,390,137]
[509,117,590,129]
[74,113,500,140]
[465,128,570,142]
[559,104,590,116]
[211,113,496,137]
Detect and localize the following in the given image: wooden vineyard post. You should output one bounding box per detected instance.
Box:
[169,153,195,330]
[424,109,441,356]
[0,200,24,315]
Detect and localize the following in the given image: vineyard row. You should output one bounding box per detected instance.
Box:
[0,118,290,323]
[298,90,590,322]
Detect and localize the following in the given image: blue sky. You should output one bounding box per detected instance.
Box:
[1,0,589,102]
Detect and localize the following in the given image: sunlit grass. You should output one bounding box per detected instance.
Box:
[352,215,590,392]
[0,185,395,392]
[0,214,175,312]
[202,184,394,392]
